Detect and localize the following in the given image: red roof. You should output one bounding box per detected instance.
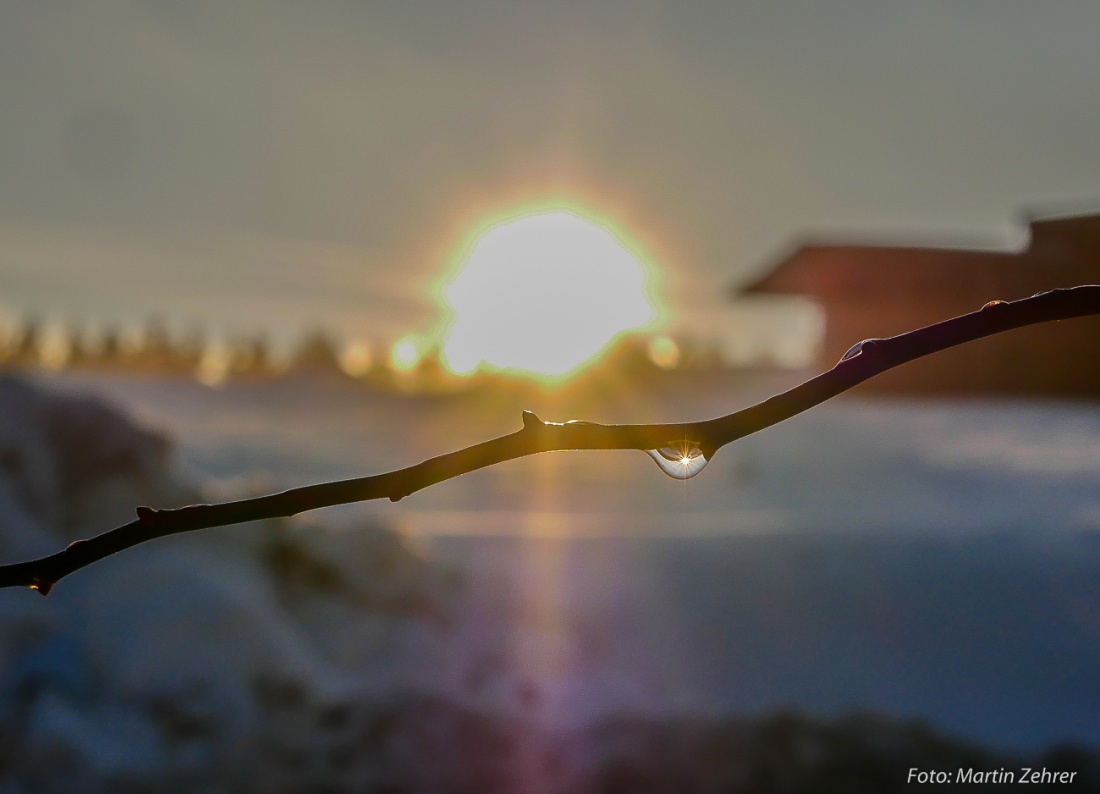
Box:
[743,212,1100,302]
[738,212,1100,396]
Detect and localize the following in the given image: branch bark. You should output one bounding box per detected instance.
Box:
[3,285,1099,595]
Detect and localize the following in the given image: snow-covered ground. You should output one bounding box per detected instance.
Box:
[3,370,1099,789]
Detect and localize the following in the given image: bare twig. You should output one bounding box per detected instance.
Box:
[3,285,1099,595]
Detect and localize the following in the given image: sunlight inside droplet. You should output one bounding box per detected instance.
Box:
[646,440,709,480]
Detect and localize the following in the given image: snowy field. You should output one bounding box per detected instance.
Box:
[16,370,1100,757]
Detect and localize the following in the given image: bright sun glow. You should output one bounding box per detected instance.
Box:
[438,210,659,379]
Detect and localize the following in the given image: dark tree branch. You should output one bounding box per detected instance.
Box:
[3,286,1099,595]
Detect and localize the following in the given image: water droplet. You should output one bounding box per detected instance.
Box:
[646,440,709,480]
[982,300,1007,310]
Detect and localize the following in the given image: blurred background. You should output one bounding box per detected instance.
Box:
[2,2,1100,791]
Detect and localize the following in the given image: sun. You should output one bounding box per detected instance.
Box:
[436,208,662,380]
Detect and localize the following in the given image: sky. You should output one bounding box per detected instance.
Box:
[3,1,1100,356]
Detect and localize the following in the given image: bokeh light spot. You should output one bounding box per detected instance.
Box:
[391,336,422,371]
